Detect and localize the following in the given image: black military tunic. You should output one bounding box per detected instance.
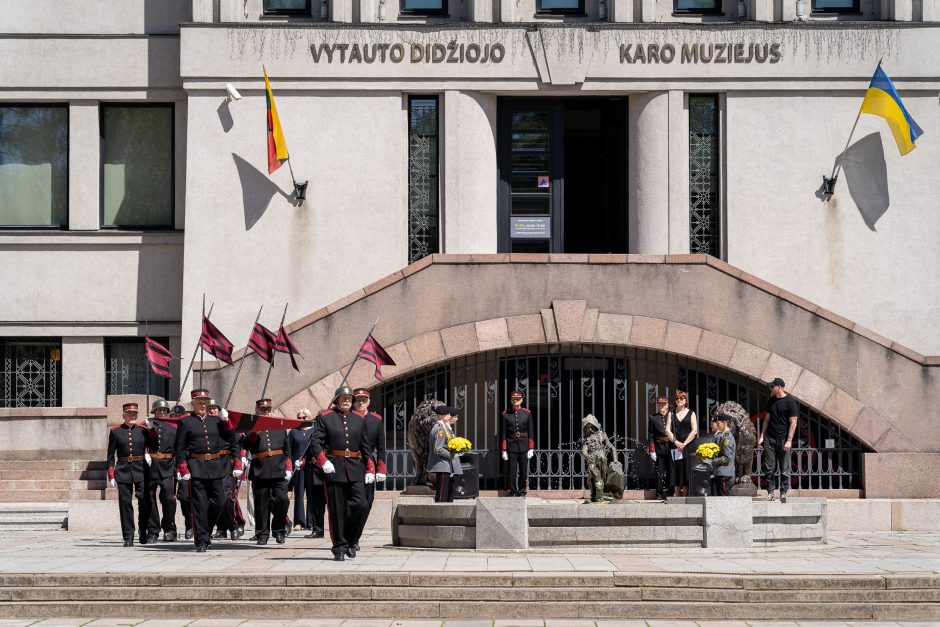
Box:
[244,429,292,541]
[500,407,534,496]
[289,427,325,534]
[350,409,386,541]
[144,418,178,538]
[647,411,674,499]
[106,423,152,543]
[310,409,373,557]
[173,412,238,548]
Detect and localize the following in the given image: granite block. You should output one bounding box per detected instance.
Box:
[702,496,752,548]
[405,331,446,368]
[760,354,803,393]
[506,314,546,347]
[440,323,479,358]
[821,386,864,430]
[696,330,736,367]
[790,369,835,411]
[540,309,559,343]
[551,300,587,342]
[850,408,893,449]
[595,313,632,344]
[826,498,892,531]
[629,316,668,350]
[728,341,771,380]
[865,455,940,499]
[663,321,702,357]
[580,308,599,342]
[476,496,527,550]
[476,318,512,351]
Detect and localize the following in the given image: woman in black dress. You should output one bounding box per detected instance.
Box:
[666,391,698,497]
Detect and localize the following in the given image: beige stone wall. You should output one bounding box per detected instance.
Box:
[0,408,108,459]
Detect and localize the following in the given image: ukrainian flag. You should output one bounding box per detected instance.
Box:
[860,64,924,156]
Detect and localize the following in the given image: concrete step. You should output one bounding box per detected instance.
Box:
[0,469,106,481]
[0,461,106,471]
[0,480,72,491]
[0,502,68,530]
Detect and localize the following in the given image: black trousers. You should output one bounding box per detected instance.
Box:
[763,436,791,493]
[711,475,731,496]
[177,479,192,531]
[323,479,367,555]
[507,451,529,495]
[434,472,454,503]
[146,474,177,536]
[214,475,239,532]
[117,479,151,542]
[292,464,325,531]
[348,480,377,543]
[188,476,225,547]
[652,441,672,497]
[252,477,289,539]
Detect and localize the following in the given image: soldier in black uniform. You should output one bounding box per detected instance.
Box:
[349,388,386,550]
[208,398,245,541]
[243,398,293,545]
[289,410,326,538]
[169,404,194,540]
[310,385,373,561]
[647,396,674,500]
[144,399,178,542]
[106,403,153,547]
[174,388,240,552]
[500,391,535,497]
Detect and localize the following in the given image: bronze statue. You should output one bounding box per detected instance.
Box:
[407,398,445,487]
[581,414,624,502]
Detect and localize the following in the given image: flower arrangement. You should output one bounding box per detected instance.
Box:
[694,442,720,462]
[447,437,473,454]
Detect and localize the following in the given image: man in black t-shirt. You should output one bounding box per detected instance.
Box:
[758,377,799,503]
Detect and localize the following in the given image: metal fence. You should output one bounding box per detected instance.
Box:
[373,344,868,492]
[0,338,61,407]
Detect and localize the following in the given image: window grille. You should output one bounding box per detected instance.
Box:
[408,97,440,264]
[0,338,61,407]
[689,94,721,257]
[105,338,170,398]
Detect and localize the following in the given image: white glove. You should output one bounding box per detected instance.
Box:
[501,451,508,461]
[295,459,304,468]
[144,453,152,466]
[233,469,243,478]
[219,408,229,421]
[365,473,375,484]
[109,478,116,488]
[241,456,248,468]
[285,470,293,481]
[650,452,657,462]
[321,460,336,474]
[526,449,534,459]
[142,418,151,429]
[180,473,191,481]
[376,473,386,483]
[176,472,182,480]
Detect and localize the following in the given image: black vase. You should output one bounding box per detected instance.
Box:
[690,460,711,497]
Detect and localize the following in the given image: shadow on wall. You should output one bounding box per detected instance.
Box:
[217,100,234,134]
[232,153,292,230]
[818,132,891,231]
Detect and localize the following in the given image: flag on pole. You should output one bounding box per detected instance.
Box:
[145,336,176,378]
[264,67,289,174]
[248,322,278,364]
[199,316,234,365]
[357,333,396,381]
[860,63,924,156]
[275,325,302,371]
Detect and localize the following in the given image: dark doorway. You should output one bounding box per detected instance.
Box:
[498,97,627,254]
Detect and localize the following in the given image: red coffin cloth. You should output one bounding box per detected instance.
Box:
[227,410,306,434]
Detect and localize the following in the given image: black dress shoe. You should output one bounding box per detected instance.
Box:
[138,537,148,545]
[257,536,269,545]
[123,539,133,547]
[333,552,345,561]
[275,533,286,544]
[147,534,159,544]
[185,529,193,540]
[236,526,245,539]
[285,526,292,537]
[195,544,207,553]
[352,543,360,551]
[305,530,324,539]
[164,531,177,542]
[212,530,227,539]
[230,529,238,540]
[345,547,357,559]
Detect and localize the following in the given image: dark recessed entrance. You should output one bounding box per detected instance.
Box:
[497,98,627,254]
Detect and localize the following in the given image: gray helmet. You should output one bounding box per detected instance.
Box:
[208,398,221,409]
[333,385,355,402]
[151,399,170,412]
[171,405,187,415]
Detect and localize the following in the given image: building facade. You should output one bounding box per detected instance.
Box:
[1,0,938,492]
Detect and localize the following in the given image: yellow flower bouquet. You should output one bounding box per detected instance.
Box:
[694,442,720,462]
[447,437,473,454]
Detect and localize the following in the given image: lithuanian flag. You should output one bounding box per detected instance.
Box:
[263,67,289,174]
[860,64,924,156]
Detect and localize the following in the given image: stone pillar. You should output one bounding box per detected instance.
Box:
[667,90,690,254]
[68,102,99,231]
[778,0,797,22]
[639,0,657,22]
[890,0,913,19]
[922,0,937,20]
[608,0,634,21]
[191,0,215,22]
[628,92,670,254]
[476,497,528,549]
[359,0,377,22]
[62,337,105,408]
[471,0,493,21]
[703,496,753,547]
[499,0,514,22]
[331,0,353,22]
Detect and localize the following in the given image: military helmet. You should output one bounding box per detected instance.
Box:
[171,405,187,415]
[208,398,221,409]
[333,385,355,402]
[151,399,170,412]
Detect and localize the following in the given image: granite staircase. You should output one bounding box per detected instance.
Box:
[0,460,112,503]
[0,572,937,620]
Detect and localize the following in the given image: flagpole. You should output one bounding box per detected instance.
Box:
[224,305,264,408]
[199,294,206,390]
[176,302,214,405]
[260,303,288,399]
[287,159,308,204]
[145,320,150,418]
[340,318,380,387]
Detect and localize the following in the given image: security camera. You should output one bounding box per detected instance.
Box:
[225,83,242,102]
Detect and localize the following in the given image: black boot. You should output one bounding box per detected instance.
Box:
[164,530,177,542]
[123,539,133,547]
[306,529,324,539]
[256,536,269,545]
[185,528,193,540]
[211,529,227,539]
[275,533,286,544]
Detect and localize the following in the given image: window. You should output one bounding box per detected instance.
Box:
[401,0,448,15]
[536,0,585,14]
[105,338,170,398]
[812,0,859,11]
[263,0,312,15]
[674,0,721,14]
[0,338,61,407]
[0,106,68,228]
[689,94,721,258]
[101,104,174,228]
[408,97,440,264]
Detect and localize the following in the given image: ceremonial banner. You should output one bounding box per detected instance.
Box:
[227,410,306,434]
[144,336,176,378]
[357,333,395,381]
[248,322,278,363]
[275,324,302,371]
[199,316,234,365]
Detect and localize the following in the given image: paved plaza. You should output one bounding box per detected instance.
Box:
[0,618,936,626]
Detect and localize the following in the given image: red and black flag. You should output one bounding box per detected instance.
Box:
[357,333,395,381]
[275,324,302,371]
[145,336,176,378]
[226,410,306,434]
[248,322,278,363]
[199,316,234,365]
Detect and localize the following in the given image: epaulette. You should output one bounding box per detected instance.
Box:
[501,410,509,415]
[372,412,383,421]
[110,424,121,431]
[318,409,331,416]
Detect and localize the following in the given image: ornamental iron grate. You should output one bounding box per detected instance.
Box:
[689,95,720,257]
[105,338,169,398]
[408,97,440,264]
[0,338,61,407]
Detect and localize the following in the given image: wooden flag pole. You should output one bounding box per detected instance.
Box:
[260,303,288,399]
[199,294,206,390]
[224,305,264,408]
[145,320,150,418]
[176,303,214,405]
[339,318,380,387]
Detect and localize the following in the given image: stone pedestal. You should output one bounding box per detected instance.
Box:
[703,496,753,548]
[476,497,527,550]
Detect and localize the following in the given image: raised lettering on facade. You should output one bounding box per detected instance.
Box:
[620,43,782,64]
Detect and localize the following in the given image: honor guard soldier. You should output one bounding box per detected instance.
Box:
[106,403,153,547]
[647,397,674,500]
[500,391,535,497]
[349,388,386,551]
[170,404,194,539]
[208,399,246,540]
[290,410,326,538]
[144,399,178,543]
[310,385,374,561]
[173,389,240,552]
[244,398,293,545]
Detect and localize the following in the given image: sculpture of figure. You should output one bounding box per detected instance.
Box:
[580,414,624,502]
[407,399,445,487]
[710,401,757,482]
